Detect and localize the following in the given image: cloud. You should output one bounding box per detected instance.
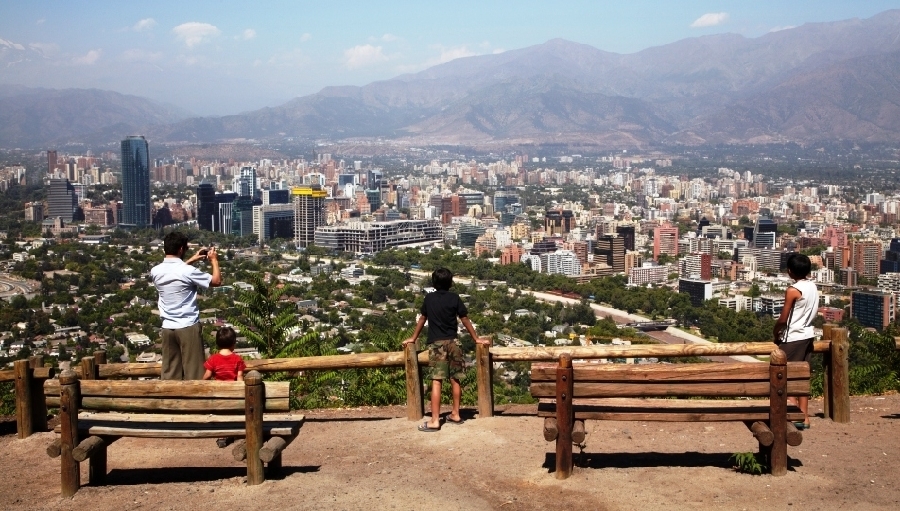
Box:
[690,12,729,28]
[381,33,398,42]
[769,25,796,33]
[172,22,221,48]
[74,49,101,65]
[299,33,312,42]
[430,45,476,65]
[238,29,256,41]
[492,48,506,55]
[343,44,388,69]
[36,19,45,25]
[133,18,157,32]
[28,42,59,57]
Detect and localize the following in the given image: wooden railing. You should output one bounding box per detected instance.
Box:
[4,326,898,438]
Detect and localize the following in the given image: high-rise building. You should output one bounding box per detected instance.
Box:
[679,278,712,307]
[293,185,327,248]
[46,178,77,222]
[879,238,900,274]
[595,235,625,273]
[47,150,57,175]
[616,225,636,251]
[544,209,575,236]
[253,203,295,245]
[851,290,895,331]
[850,239,883,279]
[196,182,217,231]
[654,224,679,261]
[120,136,150,227]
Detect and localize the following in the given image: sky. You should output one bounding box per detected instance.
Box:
[1,1,899,116]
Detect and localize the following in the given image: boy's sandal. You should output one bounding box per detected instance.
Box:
[417,423,440,432]
[445,417,465,425]
[792,421,810,430]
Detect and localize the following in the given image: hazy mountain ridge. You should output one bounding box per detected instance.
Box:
[0,86,190,148]
[4,9,900,149]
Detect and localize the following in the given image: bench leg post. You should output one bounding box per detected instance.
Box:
[89,442,108,486]
[29,356,48,434]
[556,354,574,479]
[267,452,282,475]
[769,350,788,476]
[59,370,81,497]
[245,371,266,485]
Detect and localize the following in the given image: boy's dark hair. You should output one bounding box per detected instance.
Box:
[432,267,453,290]
[786,253,812,279]
[163,231,189,256]
[216,327,237,349]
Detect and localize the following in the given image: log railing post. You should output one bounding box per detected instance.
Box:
[59,369,80,497]
[93,350,107,368]
[476,342,494,418]
[403,343,424,421]
[244,370,265,485]
[830,327,850,423]
[555,353,574,479]
[821,324,833,419]
[28,355,48,434]
[81,357,97,380]
[14,360,33,439]
[768,349,788,476]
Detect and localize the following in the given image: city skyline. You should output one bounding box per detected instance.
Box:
[1,2,898,116]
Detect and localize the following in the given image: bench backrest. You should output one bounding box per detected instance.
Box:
[530,361,810,399]
[44,379,291,414]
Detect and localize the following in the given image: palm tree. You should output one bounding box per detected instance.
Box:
[228,274,305,358]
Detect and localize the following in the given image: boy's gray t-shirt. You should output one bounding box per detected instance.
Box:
[420,290,468,343]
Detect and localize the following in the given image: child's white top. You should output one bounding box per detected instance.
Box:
[784,279,819,343]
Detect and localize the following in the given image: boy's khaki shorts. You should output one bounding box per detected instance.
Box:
[428,339,465,381]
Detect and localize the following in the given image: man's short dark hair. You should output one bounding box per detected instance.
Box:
[216,327,237,349]
[786,253,811,279]
[432,267,453,290]
[163,231,189,256]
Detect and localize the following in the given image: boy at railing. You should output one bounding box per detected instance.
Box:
[773,253,818,430]
[404,268,490,432]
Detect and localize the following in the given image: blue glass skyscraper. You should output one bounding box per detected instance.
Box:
[120,136,151,228]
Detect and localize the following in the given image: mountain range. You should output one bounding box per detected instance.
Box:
[3,10,900,149]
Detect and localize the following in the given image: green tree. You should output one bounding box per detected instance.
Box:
[228,275,302,358]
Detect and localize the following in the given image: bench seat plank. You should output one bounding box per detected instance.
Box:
[44,380,291,399]
[52,412,304,438]
[531,362,810,382]
[537,398,805,422]
[530,380,809,398]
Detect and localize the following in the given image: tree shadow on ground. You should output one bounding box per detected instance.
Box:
[542,452,803,472]
[104,465,320,485]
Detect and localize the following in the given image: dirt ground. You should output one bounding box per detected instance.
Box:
[1,394,898,511]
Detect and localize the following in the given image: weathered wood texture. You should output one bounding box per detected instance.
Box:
[476,343,494,418]
[45,371,303,496]
[59,370,80,498]
[244,371,265,485]
[403,343,424,421]
[530,361,810,399]
[14,360,33,439]
[533,350,806,478]
[536,398,805,422]
[830,328,850,423]
[555,353,574,479]
[769,349,788,476]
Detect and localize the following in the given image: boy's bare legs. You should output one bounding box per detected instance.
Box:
[426,379,443,429]
[449,377,462,422]
[799,396,809,426]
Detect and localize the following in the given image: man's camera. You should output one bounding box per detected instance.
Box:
[198,248,209,256]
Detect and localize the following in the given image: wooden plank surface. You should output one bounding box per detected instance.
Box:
[79,396,290,413]
[74,412,303,423]
[530,362,810,382]
[51,413,304,438]
[44,380,290,399]
[537,398,805,422]
[530,380,810,398]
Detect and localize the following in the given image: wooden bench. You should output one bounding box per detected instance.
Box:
[44,369,303,497]
[530,349,808,478]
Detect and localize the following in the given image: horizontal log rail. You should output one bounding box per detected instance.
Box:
[5,325,869,437]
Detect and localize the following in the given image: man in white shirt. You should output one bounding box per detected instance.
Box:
[150,231,222,380]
